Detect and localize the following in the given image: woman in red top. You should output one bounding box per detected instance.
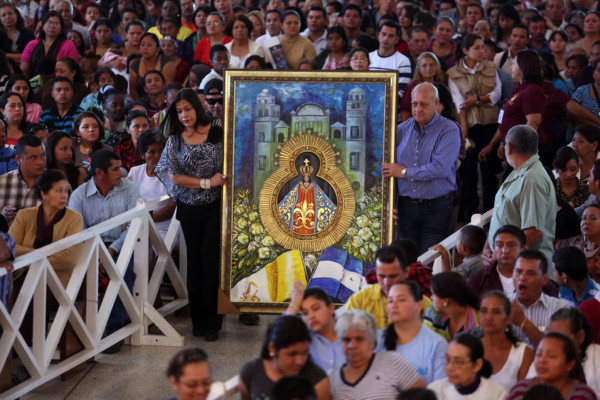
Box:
[193,12,232,68]
[479,50,545,162]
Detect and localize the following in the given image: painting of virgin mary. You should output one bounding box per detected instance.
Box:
[278,158,337,234]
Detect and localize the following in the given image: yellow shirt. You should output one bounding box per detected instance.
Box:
[345,283,432,330]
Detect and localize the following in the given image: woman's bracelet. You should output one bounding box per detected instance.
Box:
[520,319,527,331]
[199,178,211,190]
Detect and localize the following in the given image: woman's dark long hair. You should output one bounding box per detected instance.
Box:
[431,272,480,310]
[433,82,457,122]
[0,92,28,132]
[326,26,349,53]
[550,308,594,361]
[455,33,484,62]
[72,111,106,154]
[91,18,115,49]
[140,32,162,58]
[453,333,493,379]
[0,3,26,32]
[39,11,66,41]
[538,332,586,383]
[57,56,86,84]
[46,130,82,190]
[480,291,519,346]
[33,169,69,197]
[382,281,421,351]
[516,49,544,87]
[67,29,86,55]
[539,52,563,83]
[260,315,311,359]
[495,4,519,43]
[159,88,216,147]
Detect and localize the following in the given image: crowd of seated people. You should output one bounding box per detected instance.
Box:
[1,0,600,398]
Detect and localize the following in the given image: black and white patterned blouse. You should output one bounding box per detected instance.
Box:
[155,124,223,206]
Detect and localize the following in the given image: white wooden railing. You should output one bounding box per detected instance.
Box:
[0,196,188,400]
[418,210,494,270]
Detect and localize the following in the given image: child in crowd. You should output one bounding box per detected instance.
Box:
[199,44,230,90]
[430,225,487,279]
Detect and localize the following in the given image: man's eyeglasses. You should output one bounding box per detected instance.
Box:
[206,97,223,105]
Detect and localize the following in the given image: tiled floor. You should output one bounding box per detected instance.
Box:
[22,313,276,400]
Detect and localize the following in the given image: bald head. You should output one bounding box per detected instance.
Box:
[411,83,439,127]
[412,82,439,101]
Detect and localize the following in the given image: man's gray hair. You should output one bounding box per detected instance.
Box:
[56,0,74,13]
[412,82,439,101]
[335,309,377,344]
[506,124,538,155]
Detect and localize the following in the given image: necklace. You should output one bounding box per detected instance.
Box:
[584,236,599,252]
[380,295,388,326]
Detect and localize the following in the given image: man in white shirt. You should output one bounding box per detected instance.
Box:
[509,250,570,347]
[494,24,529,81]
[369,21,412,98]
[256,9,282,67]
[301,6,328,57]
[255,9,282,46]
[55,0,91,48]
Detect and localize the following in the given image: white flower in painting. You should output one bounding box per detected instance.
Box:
[358,227,373,241]
[238,233,250,245]
[262,235,275,246]
[258,247,270,259]
[237,218,248,229]
[251,223,264,235]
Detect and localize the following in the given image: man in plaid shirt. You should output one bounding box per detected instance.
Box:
[0,135,45,225]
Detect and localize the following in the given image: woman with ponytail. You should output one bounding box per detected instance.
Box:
[480,291,533,391]
[508,332,596,400]
[549,308,600,398]
[425,271,483,341]
[428,333,507,399]
[377,281,448,384]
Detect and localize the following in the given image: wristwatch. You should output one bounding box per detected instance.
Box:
[401,168,407,178]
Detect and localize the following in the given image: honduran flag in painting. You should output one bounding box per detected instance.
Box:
[308,247,374,303]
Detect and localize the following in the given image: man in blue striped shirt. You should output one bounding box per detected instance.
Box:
[382,82,461,255]
[39,77,84,135]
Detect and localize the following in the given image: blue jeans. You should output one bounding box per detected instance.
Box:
[397,195,454,256]
[105,251,136,334]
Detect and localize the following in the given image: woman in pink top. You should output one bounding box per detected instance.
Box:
[20,11,79,78]
[7,75,42,124]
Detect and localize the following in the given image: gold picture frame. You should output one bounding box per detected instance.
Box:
[221,70,398,313]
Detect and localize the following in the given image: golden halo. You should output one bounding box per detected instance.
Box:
[259,134,355,251]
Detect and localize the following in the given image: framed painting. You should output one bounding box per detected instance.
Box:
[221,70,398,313]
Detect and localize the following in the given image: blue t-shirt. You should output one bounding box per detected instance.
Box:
[376,324,447,384]
[309,331,345,374]
[559,277,600,307]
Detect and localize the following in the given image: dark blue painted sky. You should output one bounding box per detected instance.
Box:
[231,81,388,192]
